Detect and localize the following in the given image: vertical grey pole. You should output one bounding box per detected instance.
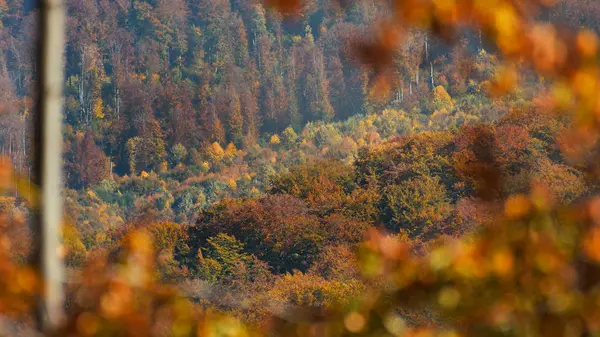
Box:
[34,0,65,331]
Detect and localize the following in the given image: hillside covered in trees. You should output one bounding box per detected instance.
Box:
[5,0,592,180]
[2,0,600,327]
[0,0,544,222]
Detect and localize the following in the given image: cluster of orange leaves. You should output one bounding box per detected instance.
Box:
[264,0,600,336]
[0,158,39,322]
[55,231,257,337]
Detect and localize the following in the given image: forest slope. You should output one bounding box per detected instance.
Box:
[0,0,599,323]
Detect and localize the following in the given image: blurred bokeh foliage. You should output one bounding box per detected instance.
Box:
[4,0,600,336]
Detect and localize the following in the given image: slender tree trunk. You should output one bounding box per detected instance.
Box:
[416,68,419,86]
[33,0,66,331]
[115,87,120,119]
[79,46,86,125]
[425,33,429,61]
[430,61,434,88]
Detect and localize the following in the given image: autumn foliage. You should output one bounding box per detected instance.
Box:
[3,0,600,336]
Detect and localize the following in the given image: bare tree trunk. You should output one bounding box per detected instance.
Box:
[430,61,434,88]
[416,68,419,86]
[33,0,66,331]
[425,33,429,61]
[79,45,88,125]
[115,87,120,119]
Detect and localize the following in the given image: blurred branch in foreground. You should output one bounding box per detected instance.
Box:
[33,0,66,331]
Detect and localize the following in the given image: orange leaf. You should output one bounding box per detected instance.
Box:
[504,194,531,219]
[0,157,12,191]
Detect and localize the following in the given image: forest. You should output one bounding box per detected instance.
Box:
[2,0,600,335]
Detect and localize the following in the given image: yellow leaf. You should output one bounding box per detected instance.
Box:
[269,134,281,145]
[93,98,104,119]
